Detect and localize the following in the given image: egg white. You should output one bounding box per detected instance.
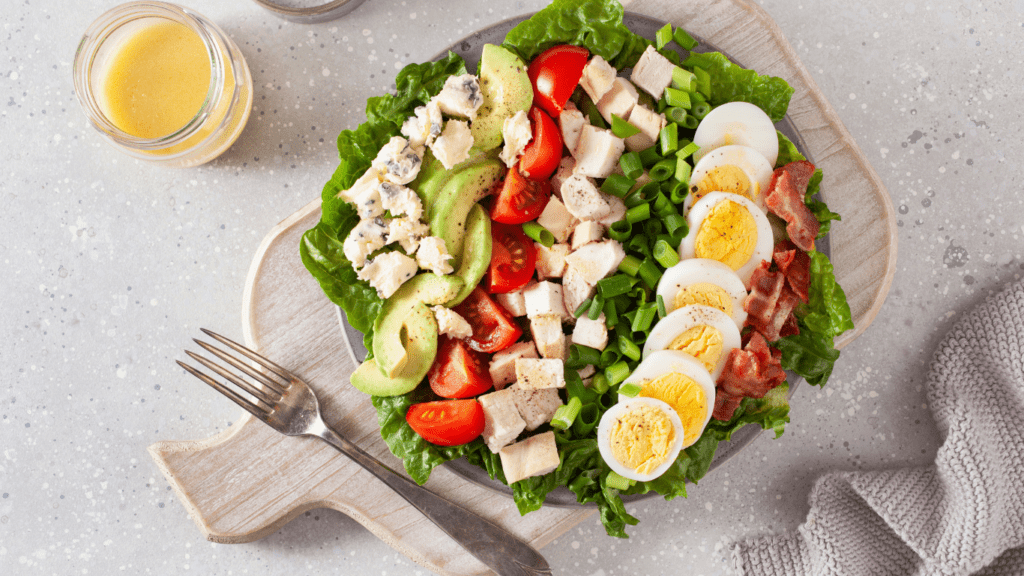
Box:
[621,350,717,449]
[597,396,685,482]
[685,145,774,213]
[656,258,748,330]
[692,101,779,167]
[642,304,741,381]
[679,191,774,287]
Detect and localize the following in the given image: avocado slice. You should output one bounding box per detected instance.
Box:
[427,159,503,268]
[349,307,435,397]
[447,203,492,307]
[471,44,534,151]
[371,273,464,379]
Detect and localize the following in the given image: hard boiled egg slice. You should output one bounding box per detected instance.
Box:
[620,350,716,449]
[679,191,774,287]
[685,145,774,213]
[656,258,748,330]
[692,101,778,167]
[597,396,685,482]
[643,304,741,381]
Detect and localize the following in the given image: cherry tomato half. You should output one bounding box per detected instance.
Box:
[428,336,494,399]
[486,221,537,294]
[490,162,551,224]
[528,44,590,117]
[454,286,524,352]
[519,106,563,181]
[406,400,485,446]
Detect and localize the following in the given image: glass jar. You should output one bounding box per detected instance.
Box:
[73,2,253,168]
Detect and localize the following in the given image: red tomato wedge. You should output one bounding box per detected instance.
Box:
[406,400,485,446]
[528,44,590,117]
[490,163,551,224]
[428,336,494,399]
[519,107,563,181]
[486,221,537,294]
[454,286,523,352]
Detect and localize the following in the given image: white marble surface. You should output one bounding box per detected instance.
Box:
[3,0,1023,574]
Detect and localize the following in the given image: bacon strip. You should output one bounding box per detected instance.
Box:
[766,161,820,252]
[773,240,811,304]
[713,332,786,420]
[744,261,785,328]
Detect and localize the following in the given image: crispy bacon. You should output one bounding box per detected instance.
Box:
[713,332,786,420]
[750,287,802,341]
[744,261,785,327]
[773,240,811,303]
[766,161,820,252]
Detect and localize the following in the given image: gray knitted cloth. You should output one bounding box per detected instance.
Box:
[733,279,1024,576]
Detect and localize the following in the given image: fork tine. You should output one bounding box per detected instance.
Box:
[185,350,277,406]
[200,328,295,385]
[193,339,287,396]
[176,360,271,423]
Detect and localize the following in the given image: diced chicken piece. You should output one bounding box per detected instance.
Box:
[578,365,596,380]
[595,78,639,125]
[434,74,484,120]
[372,136,423,185]
[571,221,605,251]
[631,45,676,100]
[536,196,578,243]
[499,109,532,168]
[561,173,611,221]
[377,182,424,221]
[432,306,472,340]
[573,125,625,179]
[549,156,576,200]
[478,389,527,453]
[598,194,627,227]
[509,384,563,431]
[387,217,429,254]
[535,242,570,281]
[559,101,586,155]
[431,120,474,169]
[515,358,566,390]
[579,56,617,104]
[353,185,384,220]
[565,239,626,285]
[624,104,666,152]
[489,341,539,390]
[529,315,566,359]
[496,287,529,317]
[357,251,418,299]
[344,217,390,269]
[523,281,569,320]
[401,100,443,149]
[562,265,597,319]
[337,167,383,204]
[572,313,609,350]
[416,236,454,275]
[499,431,560,484]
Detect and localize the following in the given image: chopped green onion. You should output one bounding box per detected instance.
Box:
[573,402,600,436]
[611,113,641,138]
[598,389,618,410]
[580,96,608,129]
[625,203,650,224]
[619,151,643,180]
[643,220,664,239]
[654,239,680,268]
[601,173,636,198]
[657,294,667,318]
[692,101,711,120]
[627,235,651,258]
[599,343,621,368]
[618,255,642,277]
[649,158,676,182]
[605,360,631,386]
[618,335,642,361]
[656,23,673,49]
[667,180,688,204]
[666,108,690,126]
[631,302,658,333]
[588,295,604,320]
[551,396,583,430]
[691,91,707,105]
[522,221,554,247]
[573,297,592,318]
[677,141,700,161]
[606,469,632,491]
[638,146,663,168]
[693,66,711,98]
[671,67,697,92]
[564,369,594,403]
[652,193,676,217]
[608,219,632,241]
[618,381,643,397]
[638,258,663,289]
[681,114,699,129]
[598,274,638,299]
[590,372,610,394]
[673,27,699,50]
[571,343,602,369]
[663,213,687,236]
[659,124,678,156]
[664,87,692,109]
[660,49,681,66]
[603,298,618,328]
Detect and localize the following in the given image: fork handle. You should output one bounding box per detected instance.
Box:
[312,422,551,576]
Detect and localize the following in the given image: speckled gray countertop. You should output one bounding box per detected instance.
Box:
[3,0,1023,574]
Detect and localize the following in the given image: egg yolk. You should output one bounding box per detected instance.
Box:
[668,325,723,374]
[692,165,751,204]
[694,200,757,270]
[674,283,734,318]
[609,405,676,475]
[640,373,709,446]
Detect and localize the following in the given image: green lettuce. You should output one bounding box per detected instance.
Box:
[683,51,794,122]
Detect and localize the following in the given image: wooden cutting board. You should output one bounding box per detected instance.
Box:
[148,1,897,574]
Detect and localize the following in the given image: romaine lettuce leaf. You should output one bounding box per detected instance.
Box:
[683,51,794,122]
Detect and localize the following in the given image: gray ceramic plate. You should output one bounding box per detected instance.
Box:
[338,11,824,508]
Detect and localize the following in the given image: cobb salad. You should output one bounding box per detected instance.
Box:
[301,0,853,537]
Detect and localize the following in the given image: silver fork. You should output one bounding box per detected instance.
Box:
[178,328,551,576]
